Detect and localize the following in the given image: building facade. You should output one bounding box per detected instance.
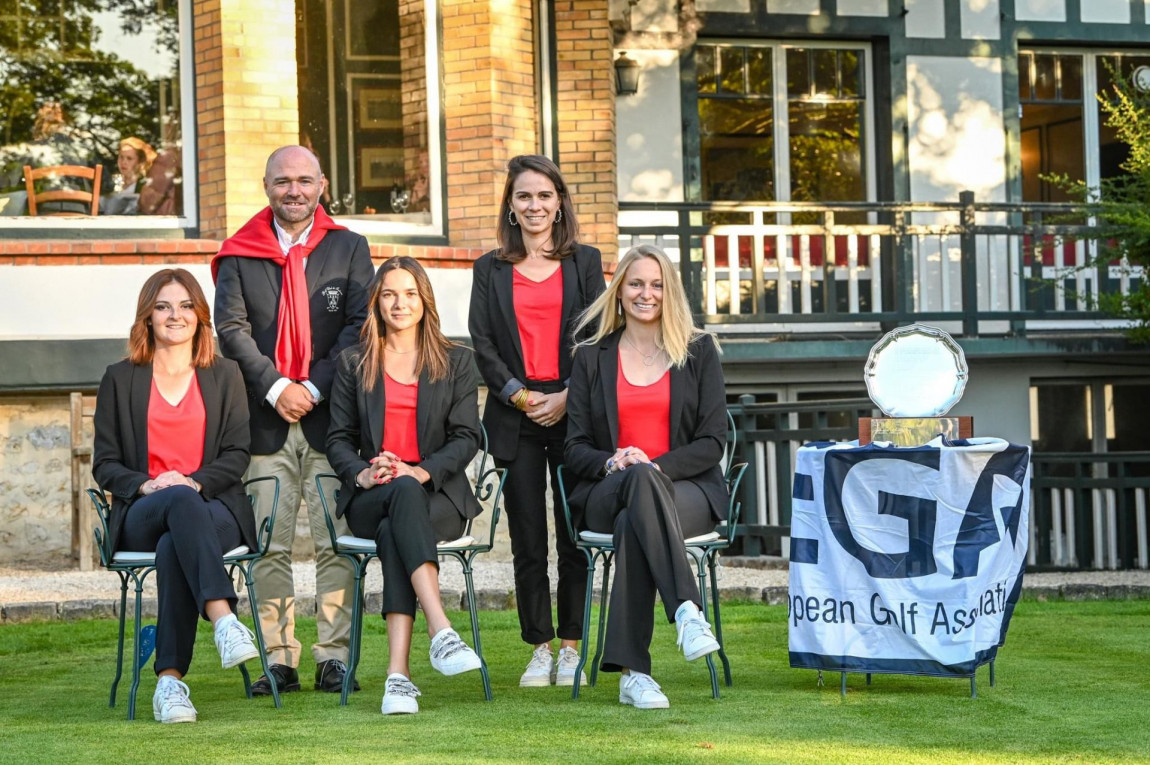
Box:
[1,0,1148,567]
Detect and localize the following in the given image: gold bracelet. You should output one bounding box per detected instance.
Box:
[512,388,529,411]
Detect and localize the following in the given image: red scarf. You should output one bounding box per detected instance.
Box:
[211,206,346,381]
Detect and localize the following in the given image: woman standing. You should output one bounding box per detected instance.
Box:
[468,155,605,687]
[327,257,483,715]
[93,269,260,724]
[564,245,727,709]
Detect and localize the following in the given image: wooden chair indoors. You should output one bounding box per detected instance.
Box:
[23,164,102,216]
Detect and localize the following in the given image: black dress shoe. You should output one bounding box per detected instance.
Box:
[315,659,361,693]
[251,664,301,696]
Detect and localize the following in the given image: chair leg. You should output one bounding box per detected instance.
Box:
[590,551,613,689]
[341,557,368,707]
[242,563,281,708]
[459,554,492,701]
[127,576,146,721]
[572,549,597,700]
[110,573,129,708]
[707,552,732,687]
[695,553,720,699]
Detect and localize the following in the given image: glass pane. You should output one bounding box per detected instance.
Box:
[698,98,774,201]
[697,45,716,94]
[1020,103,1084,200]
[814,49,838,98]
[718,47,744,94]
[1098,56,1150,182]
[788,101,864,203]
[747,47,771,96]
[1109,383,1150,452]
[1031,384,1091,452]
[787,48,809,98]
[1059,54,1082,100]
[840,49,861,98]
[1019,52,1032,100]
[0,0,183,215]
[1034,53,1056,100]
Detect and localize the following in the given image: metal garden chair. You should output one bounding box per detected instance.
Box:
[89,475,282,719]
[314,423,508,706]
[556,409,748,700]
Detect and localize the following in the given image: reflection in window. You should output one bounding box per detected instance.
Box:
[0,0,183,217]
[695,43,867,208]
[1019,51,1084,203]
[297,0,436,226]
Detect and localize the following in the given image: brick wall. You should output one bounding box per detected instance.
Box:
[194,0,300,240]
[442,0,539,251]
[554,0,617,261]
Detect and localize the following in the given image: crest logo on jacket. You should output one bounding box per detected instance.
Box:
[322,286,343,312]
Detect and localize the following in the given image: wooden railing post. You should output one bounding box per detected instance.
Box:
[736,394,761,557]
[959,190,978,336]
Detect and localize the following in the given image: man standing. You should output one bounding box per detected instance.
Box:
[213,146,374,695]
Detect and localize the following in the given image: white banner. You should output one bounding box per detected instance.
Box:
[788,437,1030,676]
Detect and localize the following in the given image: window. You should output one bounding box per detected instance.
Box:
[0,0,193,224]
[297,0,443,236]
[1019,49,1150,202]
[694,42,871,206]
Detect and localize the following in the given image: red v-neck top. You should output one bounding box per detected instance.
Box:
[147,373,206,478]
[382,373,420,462]
[616,359,670,459]
[513,266,562,381]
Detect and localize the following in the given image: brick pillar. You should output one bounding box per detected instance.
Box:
[554,0,617,261]
[194,0,300,240]
[442,0,538,251]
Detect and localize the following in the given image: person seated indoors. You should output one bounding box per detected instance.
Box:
[102,137,156,215]
[564,244,728,710]
[326,256,484,715]
[92,268,261,723]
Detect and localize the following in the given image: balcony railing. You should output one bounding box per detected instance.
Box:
[618,194,1142,337]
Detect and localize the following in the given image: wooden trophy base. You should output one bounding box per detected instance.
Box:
[859,416,973,446]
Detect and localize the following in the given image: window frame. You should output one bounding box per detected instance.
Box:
[687,38,877,207]
[0,0,198,232]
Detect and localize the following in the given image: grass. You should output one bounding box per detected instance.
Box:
[0,599,1147,764]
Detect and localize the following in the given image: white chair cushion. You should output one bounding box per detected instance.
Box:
[437,535,475,550]
[112,545,249,566]
[684,532,721,546]
[578,530,614,545]
[335,535,376,554]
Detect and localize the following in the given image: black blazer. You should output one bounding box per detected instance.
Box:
[564,331,728,526]
[214,228,374,455]
[92,358,257,554]
[326,345,482,521]
[468,243,605,461]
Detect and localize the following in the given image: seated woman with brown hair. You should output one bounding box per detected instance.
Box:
[564,244,728,710]
[93,268,260,723]
[326,256,483,715]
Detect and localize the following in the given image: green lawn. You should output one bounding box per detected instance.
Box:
[0,600,1147,764]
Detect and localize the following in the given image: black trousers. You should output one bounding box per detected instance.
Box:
[496,414,587,644]
[119,486,242,677]
[584,464,714,675]
[344,476,464,618]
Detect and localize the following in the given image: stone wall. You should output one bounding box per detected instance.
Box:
[0,396,76,564]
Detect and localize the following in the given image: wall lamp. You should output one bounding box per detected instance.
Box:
[614,51,640,96]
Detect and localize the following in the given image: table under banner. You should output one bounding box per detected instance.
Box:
[788,437,1031,678]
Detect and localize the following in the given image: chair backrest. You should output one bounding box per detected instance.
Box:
[24,164,102,216]
[722,408,738,480]
[87,488,114,568]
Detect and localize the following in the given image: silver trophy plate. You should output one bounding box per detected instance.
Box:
[864,324,968,418]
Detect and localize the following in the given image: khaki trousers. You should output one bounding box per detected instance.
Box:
[246,422,354,667]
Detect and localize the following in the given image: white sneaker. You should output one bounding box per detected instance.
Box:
[554,646,587,687]
[619,672,669,709]
[381,673,421,715]
[675,604,720,662]
[153,676,197,723]
[519,645,554,687]
[428,627,482,676]
[214,616,260,669]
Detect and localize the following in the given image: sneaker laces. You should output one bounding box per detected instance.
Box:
[555,646,579,669]
[526,645,553,672]
[676,613,714,649]
[626,672,662,695]
[385,675,421,699]
[430,630,469,661]
[157,677,193,707]
[220,620,256,652]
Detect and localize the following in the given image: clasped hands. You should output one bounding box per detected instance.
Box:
[357,451,429,489]
[513,388,567,428]
[140,470,199,496]
[275,382,317,423]
[605,446,659,475]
